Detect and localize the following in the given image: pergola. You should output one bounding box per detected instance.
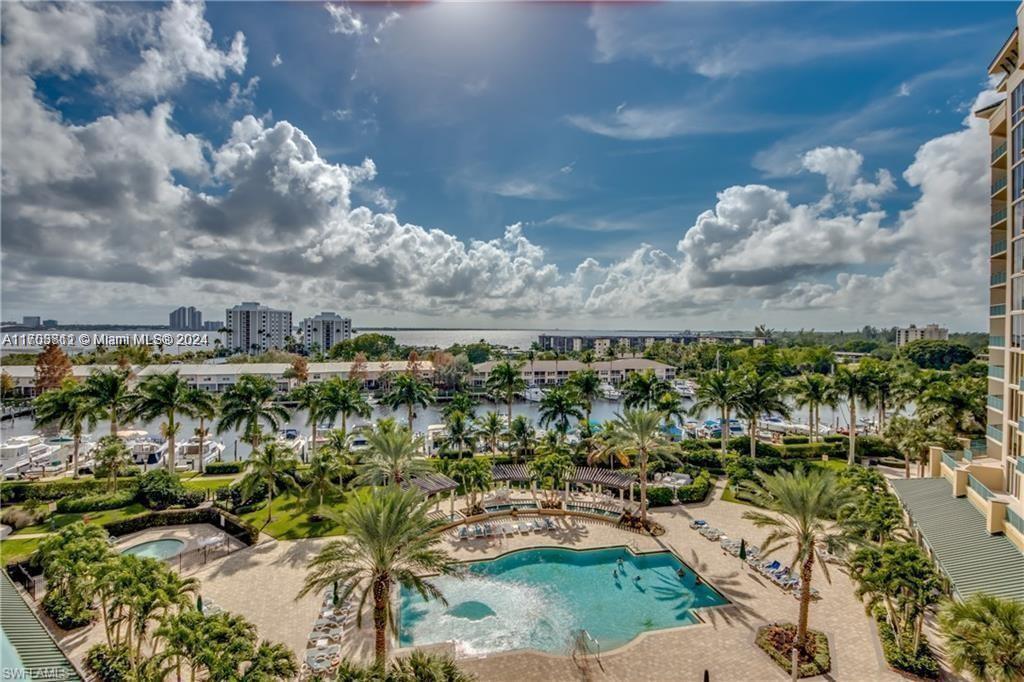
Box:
[491,464,533,483]
[403,472,461,519]
[568,466,637,501]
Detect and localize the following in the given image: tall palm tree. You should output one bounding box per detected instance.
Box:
[831,365,874,465]
[740,466,856,654]
[355,420,432,485]
[298,487,460,667]
[567,369,602,426]
[245,641,299,680]
[34,380,99,478]
[216,375,291,449]
[507,415,534,463]
[689,369,739,452]
[129,372,193,473]
[884,415,946,479]
[475,411,505,456]
[449,457,493,512]
[656,391,686,431]
[322,377,372,433]
[485,360,526,425]
[918,376,986,438]
[304,452,342,509]
[735,371,790,458]
[383,373,436,431]
[184,387,217,473]
[598,409,672,526]
[859,359,899,434]
[82,367,132,436]
[938,593,1024,682]
[621,369,668,409]
[290,382,326,461]
[438,411,476,457]
[94,437,131,492]
[441,392,478,422]
[538,386,584,440]
[240,442,298,525]
[789,373,831,443]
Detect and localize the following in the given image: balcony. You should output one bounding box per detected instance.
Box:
[968,474,995,501]
[991,304,1007,316]
[989,394,1004,410]
[992,239,1008,256]
[990,365,1005,379]
[992,142,1008,163]
[942,450,963,470]
[992,271,1007,285]
[987,424,1003,442]
[992,207,1008,225]
[990,335,1006,347]
[1008,507,1024,535]
[993,176,1008,196]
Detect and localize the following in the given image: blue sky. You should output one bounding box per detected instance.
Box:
[0,1,1010,330]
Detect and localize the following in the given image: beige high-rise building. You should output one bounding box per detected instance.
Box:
[890,5,1024,604]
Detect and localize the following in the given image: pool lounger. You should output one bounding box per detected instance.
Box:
[689,519,708,529]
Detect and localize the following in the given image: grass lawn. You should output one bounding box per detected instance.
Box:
[808,459,848,473]
[181,474,238,492]
[720,483,758,507]
[10,503,149,536]
[239,491,351,540]
[1,537,42,565]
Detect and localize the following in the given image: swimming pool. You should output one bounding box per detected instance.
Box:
[122,538,185,560]
[1,629,25,677]
[399,546,728,656]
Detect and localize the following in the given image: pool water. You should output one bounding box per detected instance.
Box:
[122,539,185,560]
[1,629,26,677]
[399,546,728,655]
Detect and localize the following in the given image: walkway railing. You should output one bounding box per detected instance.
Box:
[1007,507,1024,534]
[941,451,961,470]
[967,475,995,501]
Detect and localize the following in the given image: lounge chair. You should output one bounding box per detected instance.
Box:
[545,517,557,530]
[689,519,708,529]
[759,560,782,575]
[457,527,469,541]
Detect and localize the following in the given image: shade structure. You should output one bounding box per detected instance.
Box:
[402,472,458,497]
[569,466,635,490]
[491,463,533,483]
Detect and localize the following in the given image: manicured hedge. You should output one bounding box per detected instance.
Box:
[645,486,676,507]
[677,450,723,471]
[1,478,134,503]
[780,442,844,459]
[755,624,831,678]
[203,461,244,475]
[782,436,810,445]
[874,608,939,679]
[676,471,714,503]
[103,507,260,546]
[55,490,137,513]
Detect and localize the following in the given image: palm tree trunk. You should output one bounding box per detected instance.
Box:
[796,550,815,652]
[72,434,81,479]
[267,488,274,525]
[342,412,348,434]
[310,421,317,463]
[507,392,513,427]
[749,414,757,458]
[407,403,414,431]
[111,415,118,438]
[198,417,206,474]
[904,448,911,479]
[813,404,819,444]
[721,405,730,452]
[808,406,813,443]
[372,579,390,668]
[166,411,176,473]
[911,612,923,653]
[848,399,857,466]
[639,449,648,526]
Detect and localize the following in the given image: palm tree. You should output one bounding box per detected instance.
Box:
[656,391,686,431]
[918,376,986,438]
[383,372,436,431]
[528,450,573,507]
[485,360,526,425]
[884,415,952,478]
[438,411,476,457]
[441,391,478,422]
[538,386,584,440]
[507,416,534,463]
[298,486,460,667]
[184,387,217,473]
[938,593,1024,682]
[689,369,739,452]
[34,380,99,478]
[240,442,298,525]
[129,372,194,472]
[598,409,672,526]
[304,453,342,509]
[859,359,899,434]
[740,466,857,654]
[217,375,291,449]
[789,373,831,443]
[355,420,432,485]
[449,457,493,512]
[621,369,668,409]
[567,369,602,426]
[735,371,790,458]
[82,367,132,436]
[831,365,874,465]
[321,377,372,433]
[290,382,326,461]
[388,651,474,681]
[475,411,505,456]
[94,437,131,492]
[245,641,299,680]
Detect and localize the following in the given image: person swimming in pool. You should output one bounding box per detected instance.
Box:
[613,569,618,579]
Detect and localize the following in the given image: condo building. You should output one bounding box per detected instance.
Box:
[225,302,292,354]
[890,7,1024,604]
[300,312,353,353]
[894,323,948,347]
[169,306,203,330]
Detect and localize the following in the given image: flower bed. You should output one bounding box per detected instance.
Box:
[755,623,831,678]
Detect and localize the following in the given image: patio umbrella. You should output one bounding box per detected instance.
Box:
[739,538,747,562]
[703,670,710,682]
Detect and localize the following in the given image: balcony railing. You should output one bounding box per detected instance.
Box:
[989,395,1004,410]
[987,424,1003,442]
[1007,507,1024,534]
[970,438,988,451]
[993,176,1008,193]
[993,142,1007,161]
[992,271,1007,285]
[990,335,1006,347]
[963,448,975,462]
[968,474,995,500]
[990,365,1005,379]
[991,304,1007,316]
[941,450,963,470]
[992,207,1008,224]
[992,239,1008,255]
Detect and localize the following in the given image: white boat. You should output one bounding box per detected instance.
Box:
[599,382,622,400]
[1,435,62,479]
[523,386,545,402]
[672,379,697,398]
[176,437,226,470]
[117,429,167,468]
[275,429,308,458]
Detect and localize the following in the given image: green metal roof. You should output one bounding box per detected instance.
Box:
[890,477,1024,603]
[0,571,82,680]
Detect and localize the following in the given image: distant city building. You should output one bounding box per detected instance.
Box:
[538,333,765,354]
[895,324,949,347]
[225,302,292,354]
[42,319,58,328]
[299,312,352,353]
[21,316,41,328]
[169,306,203,330]
[203,320,224,332]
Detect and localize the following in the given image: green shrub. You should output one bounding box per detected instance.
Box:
[782,436,809,445]
[136,470,195,510]
[204,461,244,475]
[725,455,786,486]
[755,623,830,678]
[727,437,783,459]
[86,643,133,682]
[42,590,93,630]
[874,608,939,679]
[677,450,723,470]
[855,435,898,460]
[780,442,844,459]
[93,465,140,480]
[55,490,137,513]
[1,478,125,503]
[645,486,676,507]
[676,471,714,503]
[823,434,847,443]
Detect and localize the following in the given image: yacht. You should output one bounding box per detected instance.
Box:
[672,379,697,398]
[176,437,226,470]
[276,429,308,459]
[599,382,622,400]
[1,435,61,479]
[523,385,545,402]
[117,429,167,469]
